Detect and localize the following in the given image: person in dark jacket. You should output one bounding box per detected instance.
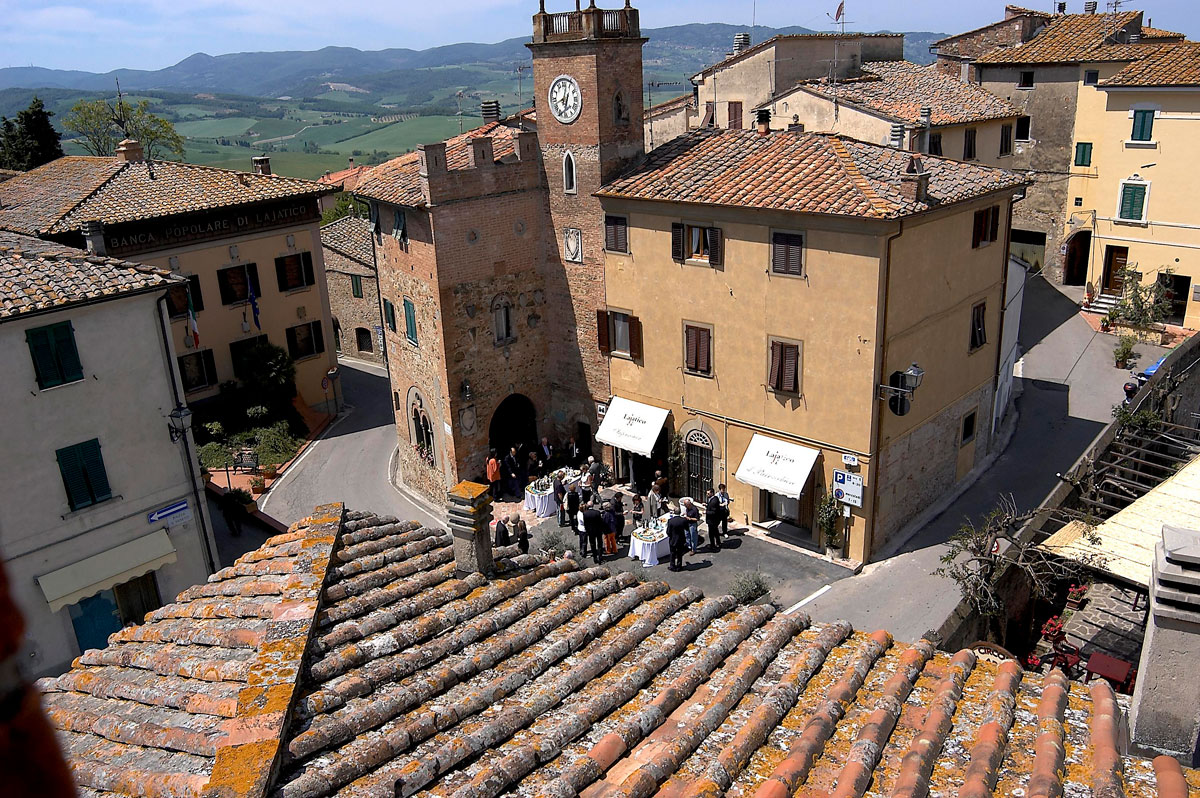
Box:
[705,489,723,550]
[511,514,529,554]
[494,514,511,547]
[582,501,607,564]
[567,484,583,552]
[654,470,670,499]
[503,447,521,500]
[539,437,554,475]
[553,474,567,526]
[611,495,626,543]
[566,437,581,466]
[666,509,689,571]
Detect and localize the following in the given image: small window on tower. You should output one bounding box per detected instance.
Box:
[613,91,630,126]
[563,151,577,194]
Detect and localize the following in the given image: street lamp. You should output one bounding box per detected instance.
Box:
[877,363,925,417]
[461,380,473,402]
[168,404,193,443]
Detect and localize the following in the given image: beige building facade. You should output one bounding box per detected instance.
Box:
[0,233,216,678]
[597,129,1025,563]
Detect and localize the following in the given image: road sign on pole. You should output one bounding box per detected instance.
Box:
[832,469,864,507]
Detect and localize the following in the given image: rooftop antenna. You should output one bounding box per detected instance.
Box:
[455,90,465,134]
[824,2,853,119]
[514,63,531,104]
[645,80,683,150]
[112,78,129,136]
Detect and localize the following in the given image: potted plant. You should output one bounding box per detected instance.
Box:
[1041,615,1066,644]
[1100,311,1113,332]
[228,487,256,514]
[1024,652,1042,672]
[817,492,842,558]
[1113,334,1137,369]
[1066,583,1088,610]
[262,463,279,479]
[250,475,266,495]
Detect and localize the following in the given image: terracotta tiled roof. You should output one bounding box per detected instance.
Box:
[38,503,1199,798]
[0,167,22,183]
[974,11,1152,64]
[0,230,179,320]
[1101,42,1200,86]
[788,61,1020,126]
[321,216,375,272]
[318,164,372,193]
[0,155,331,237]
[354,121,523,208]
[694,33,904,80]
[1140,25,1187,40]
[598,129,1027,219]
[647,93,695,118]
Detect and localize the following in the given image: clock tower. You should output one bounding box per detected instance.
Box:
[529,1,646,451]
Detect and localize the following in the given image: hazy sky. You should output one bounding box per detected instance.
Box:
[2,0,1197,73]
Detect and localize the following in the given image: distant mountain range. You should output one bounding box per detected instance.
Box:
[0,24,946,99]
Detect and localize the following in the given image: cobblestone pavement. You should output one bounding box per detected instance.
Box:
[1062,581,1147,663]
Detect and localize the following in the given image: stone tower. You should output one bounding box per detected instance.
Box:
[529,1,646,454]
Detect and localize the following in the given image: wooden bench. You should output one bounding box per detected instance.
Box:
[232,450,259,474]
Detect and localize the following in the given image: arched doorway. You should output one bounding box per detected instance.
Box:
[489,394,538,463]
[1063,230,1091,287]
[684,429,714,500]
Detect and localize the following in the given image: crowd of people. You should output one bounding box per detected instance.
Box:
[484,436,589,502]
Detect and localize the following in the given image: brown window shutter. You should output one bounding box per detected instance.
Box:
[989,206,1000,242]
[782,344,799,393]
[972,211,983,248]
[698,327,711,373]
[597,309,611,354]
[771,233,785,273]
[605,217,618,251]
[616,218,628,253]
[671,223,685,262]
[629,316,643,360]
[685,325,698,371]
[769,340,782,390]
[706,227,723,266]
[787,234,802,275]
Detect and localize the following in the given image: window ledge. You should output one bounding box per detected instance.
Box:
[684,369,714,379]
[610,351,634,361]
[684,258,715,267]
[285,285,314,295]
[605,249,631,256]
[36,378,86,393]
[968,346,987,356]
[1113,218,1149,227]
[184,384,218,396]
[768,388,801,398]
[493,338,518,348]
[769,270,807,280]
[1124,140,1157,148]
[1016,86,1035,90]
[61,496,120,520]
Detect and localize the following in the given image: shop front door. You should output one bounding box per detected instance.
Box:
[686,439,713,500]
[1102,246,1129,295]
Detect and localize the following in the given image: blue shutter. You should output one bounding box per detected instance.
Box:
[26,326,61,388]
[79,439,112,504]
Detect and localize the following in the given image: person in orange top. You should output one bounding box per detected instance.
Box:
[486,449,501,500]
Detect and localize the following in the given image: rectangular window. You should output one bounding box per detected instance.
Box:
[383,298,397,332]
[963,128,977,160]
[1132,109,1155,141]
[1084,69,1100,85]
[604,215,629,253]
[286,321,325,360]
[673,223,722,266]
[928,132,943,156]
[771,231,804,276]
[1074,142,1093,166]
[351,274,363,298]
[1018,71,1034,88]
[26,321,84,389]
[970,302,987,351]
[768,340,801,394]
[961,410,977,445]
[684,324,712,375]
[178,349,218,393]
[217,263,260,305]
[56,438,112,511]
[1119,182,1148,221]
[1015,115,1031,141]
[166,275,204,318]
[728,101,743,130]
[972,206,1001,248]
[610,311,631,354]
[597,310,642,359]
[229,335,268,381]
[1000,124,1013,157]
[403,297,418,345]
[274,252,315,292]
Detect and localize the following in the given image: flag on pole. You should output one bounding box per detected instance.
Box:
[186,287,200,347]
[248,278,261,331]
[835,1,844,21]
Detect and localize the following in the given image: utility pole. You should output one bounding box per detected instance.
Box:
[645,80,682,150]
[515,64,531,105]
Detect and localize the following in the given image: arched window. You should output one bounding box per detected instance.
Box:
[613,91,630,126]
[492,294,516,345]
[333,318,342,353]
[563,151,576,194]
[409,398,435,463]
[355,327,373,353]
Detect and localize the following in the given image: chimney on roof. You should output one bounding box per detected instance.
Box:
[733,32,752,54]
[1084,1,1098,13]
[252,155,272,176]
[756,108,771,136]
[83,220,106,256]
[899,154,930,203]
[1056,1,1066,13]
[919,107,932,127]
[114,139,143,163]
[446,481,495,576]
[889,122,906,149]
[481,100,502,123]
[1130,525,1200,764]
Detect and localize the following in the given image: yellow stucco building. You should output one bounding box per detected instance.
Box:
[594,126,1028,563]
[1064,43,1200,328]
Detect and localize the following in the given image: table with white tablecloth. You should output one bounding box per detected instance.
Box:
[523,474,580,518]
[628,530,670,567]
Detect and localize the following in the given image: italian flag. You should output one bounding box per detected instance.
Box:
[187,289,200,347]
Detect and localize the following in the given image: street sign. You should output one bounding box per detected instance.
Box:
[841,453,859,467]
[148,499,192,528]
[322,377,330,390]
[832,469,864,508]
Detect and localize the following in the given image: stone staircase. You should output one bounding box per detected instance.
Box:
[1083,292,1120,315]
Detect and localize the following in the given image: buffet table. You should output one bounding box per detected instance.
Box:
[523,471,580,518]
[628,514,671,566]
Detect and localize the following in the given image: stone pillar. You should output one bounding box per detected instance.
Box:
[1130,524,1200,766]
[447,481,494,576]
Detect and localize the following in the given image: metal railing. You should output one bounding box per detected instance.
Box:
[549,12,582,35]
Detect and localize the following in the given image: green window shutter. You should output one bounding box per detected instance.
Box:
[52,322,84,383]
[79,439,112,503]
[26,326,62,388]
[1132,110,1154,141]
[312,322,325,354]
[1121,184,1146,220]
[404,299,417,344]
[351,275,363,298]
[1074,142,1092,167]
[385,300,397,332]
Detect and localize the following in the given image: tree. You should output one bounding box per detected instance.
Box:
[934,495,1105,640]
[239,340,297,410]
[321,192,368,225]
[63,97,185,160]
[0,96,64,170]
[1109,261,1173,330]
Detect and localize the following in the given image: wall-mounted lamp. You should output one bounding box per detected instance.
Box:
[461,380,473,401]
[877,362,925,416]
[168,403,193,443]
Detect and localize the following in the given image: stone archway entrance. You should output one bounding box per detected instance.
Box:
[489,393,538,463]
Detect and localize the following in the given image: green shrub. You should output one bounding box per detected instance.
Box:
[199,442,233,469]
[539,527,566,557]
[254,420,302,465]
[246,405,270,422]
[729,571,770,605]
[1113,334,1138,367]
[227,488,254,504]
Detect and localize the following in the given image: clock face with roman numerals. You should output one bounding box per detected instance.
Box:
[549,75,582,124]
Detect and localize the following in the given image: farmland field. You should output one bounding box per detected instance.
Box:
[326,115,462,155]
[176,116,258,137]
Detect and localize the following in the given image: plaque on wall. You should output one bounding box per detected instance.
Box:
[563,228,583,263]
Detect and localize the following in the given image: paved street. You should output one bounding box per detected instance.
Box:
[803,275,1169,641]
[258,359,441,529]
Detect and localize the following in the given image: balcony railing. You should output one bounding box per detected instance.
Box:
[534,6,640,42]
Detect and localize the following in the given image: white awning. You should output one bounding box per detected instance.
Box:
[596,396,671,457]
[735,433,820,499]
[37,530,177,613]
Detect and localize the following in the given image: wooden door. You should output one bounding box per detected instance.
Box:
[1103,246,1129,294]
